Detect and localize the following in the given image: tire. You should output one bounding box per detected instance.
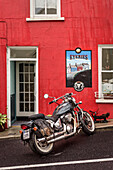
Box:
[32,133,54,155]
[81,111,95,135]
[29,138,37,153]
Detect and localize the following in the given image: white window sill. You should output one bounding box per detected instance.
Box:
[96,99,113,103]
[26,17,65,21]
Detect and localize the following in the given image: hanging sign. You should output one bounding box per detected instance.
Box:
[66,48,92,92]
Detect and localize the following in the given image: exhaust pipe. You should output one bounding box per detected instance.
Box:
[38,131,75,144]
[38,130,65,143]
[47,132,75,144]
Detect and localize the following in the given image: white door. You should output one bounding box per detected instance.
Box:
[16,62,36,116]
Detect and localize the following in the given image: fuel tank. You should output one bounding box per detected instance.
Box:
[53,102,73,116]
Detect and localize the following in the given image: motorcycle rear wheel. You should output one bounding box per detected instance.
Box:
[81,111,95,135]
[32,133,54,155]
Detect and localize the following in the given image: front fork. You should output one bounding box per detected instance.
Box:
[76,106,84,122]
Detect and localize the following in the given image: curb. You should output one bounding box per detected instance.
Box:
[0,124,113,139]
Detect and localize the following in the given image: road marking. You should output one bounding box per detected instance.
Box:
[1,158,113,169]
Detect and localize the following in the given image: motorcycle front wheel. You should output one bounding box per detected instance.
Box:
[31,133,54,155]
[81,111,95,135]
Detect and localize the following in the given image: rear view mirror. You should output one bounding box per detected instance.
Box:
[44,94,49,99]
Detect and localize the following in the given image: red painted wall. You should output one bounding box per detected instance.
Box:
[0,21,7,115]
[0,0,113,118]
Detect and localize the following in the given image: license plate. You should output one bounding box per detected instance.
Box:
[23,129,30,140]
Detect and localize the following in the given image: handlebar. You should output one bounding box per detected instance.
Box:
[49,93,74,105]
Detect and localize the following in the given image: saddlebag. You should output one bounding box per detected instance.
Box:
[34,119,53,137]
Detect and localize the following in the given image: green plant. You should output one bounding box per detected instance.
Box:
[0,113,7,129]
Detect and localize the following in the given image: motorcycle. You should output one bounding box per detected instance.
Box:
[20,93,95,155]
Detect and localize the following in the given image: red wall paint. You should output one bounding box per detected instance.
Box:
[0,0,113,118]
[0,39,7,114]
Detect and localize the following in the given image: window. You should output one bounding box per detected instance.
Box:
[97,45,113,102]
[26,0,64,21]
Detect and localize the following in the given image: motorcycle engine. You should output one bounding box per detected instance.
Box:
[63,113,73,133]
[54,118,63,131]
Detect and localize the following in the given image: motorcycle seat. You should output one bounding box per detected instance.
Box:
[29,114,45,120]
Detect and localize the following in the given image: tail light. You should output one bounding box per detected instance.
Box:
[21,125,28,130]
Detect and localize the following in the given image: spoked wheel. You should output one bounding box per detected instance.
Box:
[81,111,95,135]
[32,133,54,155]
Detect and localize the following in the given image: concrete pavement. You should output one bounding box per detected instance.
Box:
[0,119,113,139]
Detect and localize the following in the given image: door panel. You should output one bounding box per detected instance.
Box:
[16,62,35,116]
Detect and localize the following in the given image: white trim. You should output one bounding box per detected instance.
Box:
[96,99,113,103]
[98,46,102,99]
[7,48,11,128]
[98,44,113,48]
[35,48,38,114]
[26,17,65,21]
[27,0,65,21]
[9,46,38,50]
[10,58,37,61]
[30,0,34,18]
[98,44,113,102]
[7,46,39,126]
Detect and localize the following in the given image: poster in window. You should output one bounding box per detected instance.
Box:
[66,49,92,91]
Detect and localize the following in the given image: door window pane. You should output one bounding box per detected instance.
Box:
[35,0,45,14]
[20,93,24,101]
[19,74,24,82]
[25,64,29,72]
[19,64,23,72]
[20,103,24,111]
[25,103,29,111]
[25,93,29,101]
[30,64,34,72]
[25,74,29,82]
[30,83,34,92]
[25,83,29,92]
[30,103,34,111]
[19,83,24,92]
[30,74,34,82]
[47,0,57,14]
[30,93,34,101]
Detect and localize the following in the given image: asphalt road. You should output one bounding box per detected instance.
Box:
[0,129,113,170]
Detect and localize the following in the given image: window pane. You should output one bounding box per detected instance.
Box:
[102,49,113,70]
[102,72,113,98]
[35,0,45,14]
[47,0,57,14]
